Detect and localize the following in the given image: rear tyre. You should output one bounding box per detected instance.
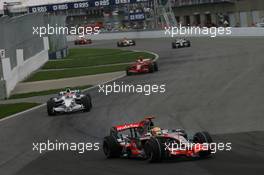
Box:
[172,43,176,49]
[81,94,92,112]
[103,136,122,158]
[153,62,159,71]
[193,131,213,157]
[126,67,132,76]
[47,99,56,116]
[149,64,154,73]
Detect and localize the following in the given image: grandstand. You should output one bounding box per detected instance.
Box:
[1,0,264,29]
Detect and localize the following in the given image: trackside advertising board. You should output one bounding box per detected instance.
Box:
[129,12,145,21]
[28,0,149,13]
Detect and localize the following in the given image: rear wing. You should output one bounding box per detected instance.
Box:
[115,123,143,131]
[113,116,155,132]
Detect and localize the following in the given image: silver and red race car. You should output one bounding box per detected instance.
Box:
[117,38,136,47]
[47,88,92,116]
[74,37,92,45]
[126,58,158,76]
[103,117,213,162]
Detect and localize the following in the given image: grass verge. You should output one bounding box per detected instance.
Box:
[9,85,92,99]
[42,48,154,69]
[0,103,40,119]
[25,64,128,82]
[24,48,155,82]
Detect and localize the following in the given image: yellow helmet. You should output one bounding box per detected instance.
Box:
[151,127,161,136]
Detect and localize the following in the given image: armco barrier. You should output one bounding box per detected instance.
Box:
[67,27,264,41]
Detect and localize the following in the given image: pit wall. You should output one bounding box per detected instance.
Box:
[67,27,264,41]
[0,37,49,98]
[0,13,67,99]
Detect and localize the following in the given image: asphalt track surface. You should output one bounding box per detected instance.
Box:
[1,37,264,175]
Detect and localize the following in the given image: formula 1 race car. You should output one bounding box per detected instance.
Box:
[117,38,136,47]
[172,38,191,49]
[126,58,158,76]
[74,37,92,45]
[47,88,92,116]
[103,117,213,162]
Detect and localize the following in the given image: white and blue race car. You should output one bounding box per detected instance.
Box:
[172,38,191,49]
[47,88,92,116]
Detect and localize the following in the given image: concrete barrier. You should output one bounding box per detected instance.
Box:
[67,27,264,41]
[1,37,49,98]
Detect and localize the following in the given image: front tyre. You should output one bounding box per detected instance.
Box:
[144,137,166,162]
[193,131,213,157]
[81,94,92,112]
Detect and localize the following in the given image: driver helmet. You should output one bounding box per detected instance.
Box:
[66,88,71,93]
[137,56,144,62]
[151,127,161,136]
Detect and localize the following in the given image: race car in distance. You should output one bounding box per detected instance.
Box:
[117,38,136,47]
[103,117,213,162]
[74,37,92,45]
[126,57,158,76]
[172,38,191,49]
[47,88,92,116]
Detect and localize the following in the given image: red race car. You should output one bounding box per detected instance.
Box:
[74,38,92,45]
[126,58,158,76]
[103,117,213,162]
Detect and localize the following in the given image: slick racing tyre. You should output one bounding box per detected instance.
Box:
[132,40,136,46]
[153,62,159,72]
[172,43,176,49]
[149,64,155,73]
[144,137,166,162]
[47,99,56,116]
[126,68,132,76]
[193,131,213,157]
[81,94,92,112]
[103,136,122,158]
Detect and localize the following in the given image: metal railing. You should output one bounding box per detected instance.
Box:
[174,0,234,7]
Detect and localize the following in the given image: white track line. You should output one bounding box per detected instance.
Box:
[0,50,159,122]
[0,104,46,122]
